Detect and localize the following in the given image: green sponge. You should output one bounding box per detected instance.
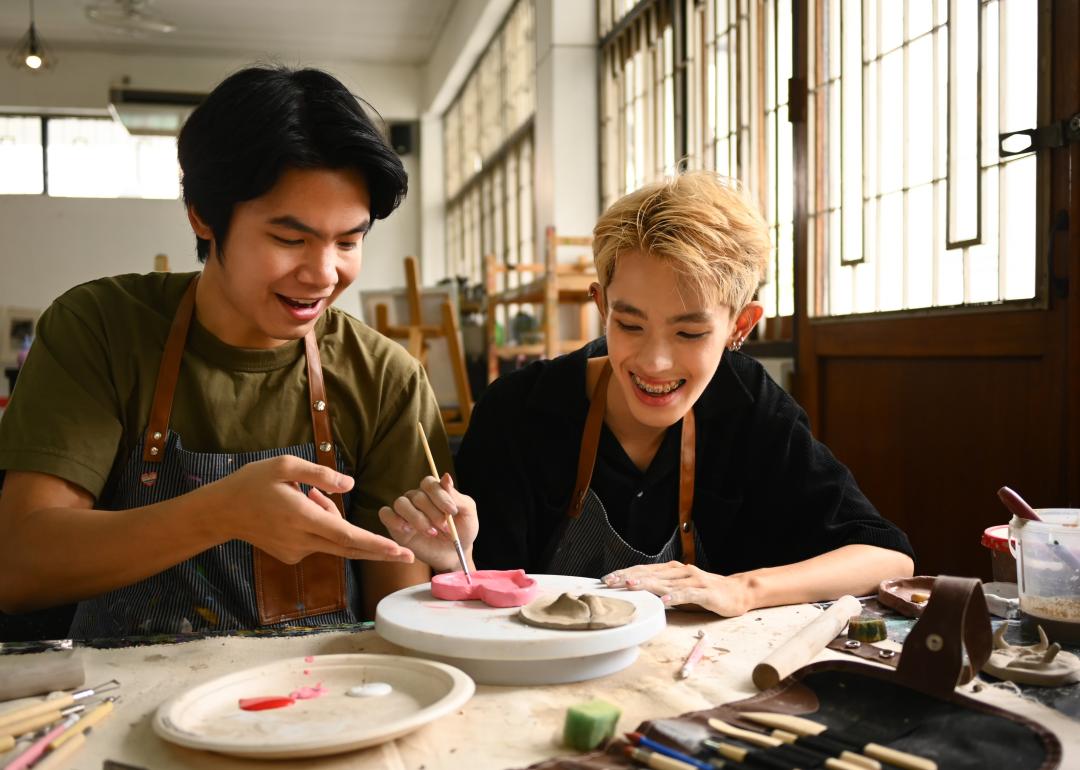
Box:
[563,699,622,751]
[848,614,887,642]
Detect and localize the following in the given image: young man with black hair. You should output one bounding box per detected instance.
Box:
[0,66,448,637]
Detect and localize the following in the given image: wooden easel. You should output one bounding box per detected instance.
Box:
[374,257,474,436]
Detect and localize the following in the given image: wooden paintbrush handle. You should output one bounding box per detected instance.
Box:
[752,595,863,689]
[863,742,937,770]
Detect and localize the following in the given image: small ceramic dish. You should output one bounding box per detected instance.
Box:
[878,575,937,617]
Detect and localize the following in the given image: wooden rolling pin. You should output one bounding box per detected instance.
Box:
[0,654,84,703]
[752,595,862,690]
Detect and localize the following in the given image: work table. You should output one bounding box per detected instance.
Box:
[1,605,1077,769]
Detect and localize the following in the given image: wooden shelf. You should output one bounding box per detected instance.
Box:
[490,339,591,358]
[485,227,597,382]
[488,273,595,305]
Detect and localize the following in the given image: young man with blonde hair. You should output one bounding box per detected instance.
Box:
[382,171,913,616]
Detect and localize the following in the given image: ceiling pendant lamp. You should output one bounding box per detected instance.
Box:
[8,0,56,73]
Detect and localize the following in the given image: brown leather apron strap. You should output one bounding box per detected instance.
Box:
[142,275,199,464]
[567,361,612,519]
[678,406,697,566]
[566,358,698,566]
[303,331,345,516]
[141,274,347,625]
[253,329,348,625]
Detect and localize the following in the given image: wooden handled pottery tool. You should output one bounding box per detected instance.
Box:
[0,704,85,741]
[752,595,862,689]
[0,679,118,734]
[48,696,117,750]
[678,630,709,679]
[3,714,80,770]
[741,712,937,770]
[416,421,471,583]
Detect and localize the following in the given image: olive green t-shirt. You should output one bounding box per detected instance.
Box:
[0,271,452,533]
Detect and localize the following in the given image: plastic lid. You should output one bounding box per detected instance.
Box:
[981,524,1011,553]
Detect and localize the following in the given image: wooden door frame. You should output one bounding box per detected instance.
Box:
[791,0,1078,508]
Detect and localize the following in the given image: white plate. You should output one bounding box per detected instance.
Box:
[152,653,474,759]
[375,574,666,685]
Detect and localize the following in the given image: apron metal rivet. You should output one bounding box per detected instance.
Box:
[319,442,332,452]
[681,521,692,532]
[926,633,944,652]
[313,400,326,412]
[152,431,163,440]
[150,446,159,456]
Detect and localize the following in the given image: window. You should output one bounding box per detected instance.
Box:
[47,118,179,199]
[599,2,677,209]
[0,116,44,194]
[0,115,180,200]
[808,0,1040,316]
[599,0,795,322]
[444,0,536,282]
[686,0,795,319]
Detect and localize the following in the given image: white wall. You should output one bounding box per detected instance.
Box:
[0,48,424,337]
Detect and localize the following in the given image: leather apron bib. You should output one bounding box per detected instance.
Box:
[68,276,355,637]
[542,361,710,578]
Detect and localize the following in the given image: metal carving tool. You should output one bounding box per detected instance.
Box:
[416,421,472,583]
[0,679,118,733]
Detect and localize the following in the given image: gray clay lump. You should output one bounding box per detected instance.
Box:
[518,592,636,630]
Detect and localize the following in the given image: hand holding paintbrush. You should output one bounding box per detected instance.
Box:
[377,423,478,577]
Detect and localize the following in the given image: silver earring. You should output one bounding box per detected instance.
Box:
[729,338,744,352]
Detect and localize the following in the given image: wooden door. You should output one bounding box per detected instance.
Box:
[791,0,1079,578]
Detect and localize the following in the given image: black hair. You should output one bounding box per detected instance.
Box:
[178,65,407,262]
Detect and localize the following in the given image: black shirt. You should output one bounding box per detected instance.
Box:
[458,338,914,574]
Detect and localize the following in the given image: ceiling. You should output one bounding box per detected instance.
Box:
[0,0,458,64]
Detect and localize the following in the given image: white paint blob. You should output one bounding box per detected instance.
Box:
[346,682,393,698]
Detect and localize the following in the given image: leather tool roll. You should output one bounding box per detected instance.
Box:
[515,576,1062,770]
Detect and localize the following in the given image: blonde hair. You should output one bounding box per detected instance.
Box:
[592,171,771,310]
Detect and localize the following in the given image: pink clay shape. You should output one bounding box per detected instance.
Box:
[430,569,539,607]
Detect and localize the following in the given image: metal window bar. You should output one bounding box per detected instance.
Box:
[810,0,1039,318]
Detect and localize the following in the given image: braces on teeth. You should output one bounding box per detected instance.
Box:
[632,373,685,395]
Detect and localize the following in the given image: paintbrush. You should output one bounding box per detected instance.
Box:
[705,737,860,770]
[740,713,937,770]
[707,719,879,769]
[416,421,472,584]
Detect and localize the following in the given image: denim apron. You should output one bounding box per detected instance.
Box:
[543,361,710,578]
[69,276,358,638]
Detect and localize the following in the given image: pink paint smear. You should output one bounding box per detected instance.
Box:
[289,682,329,700]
